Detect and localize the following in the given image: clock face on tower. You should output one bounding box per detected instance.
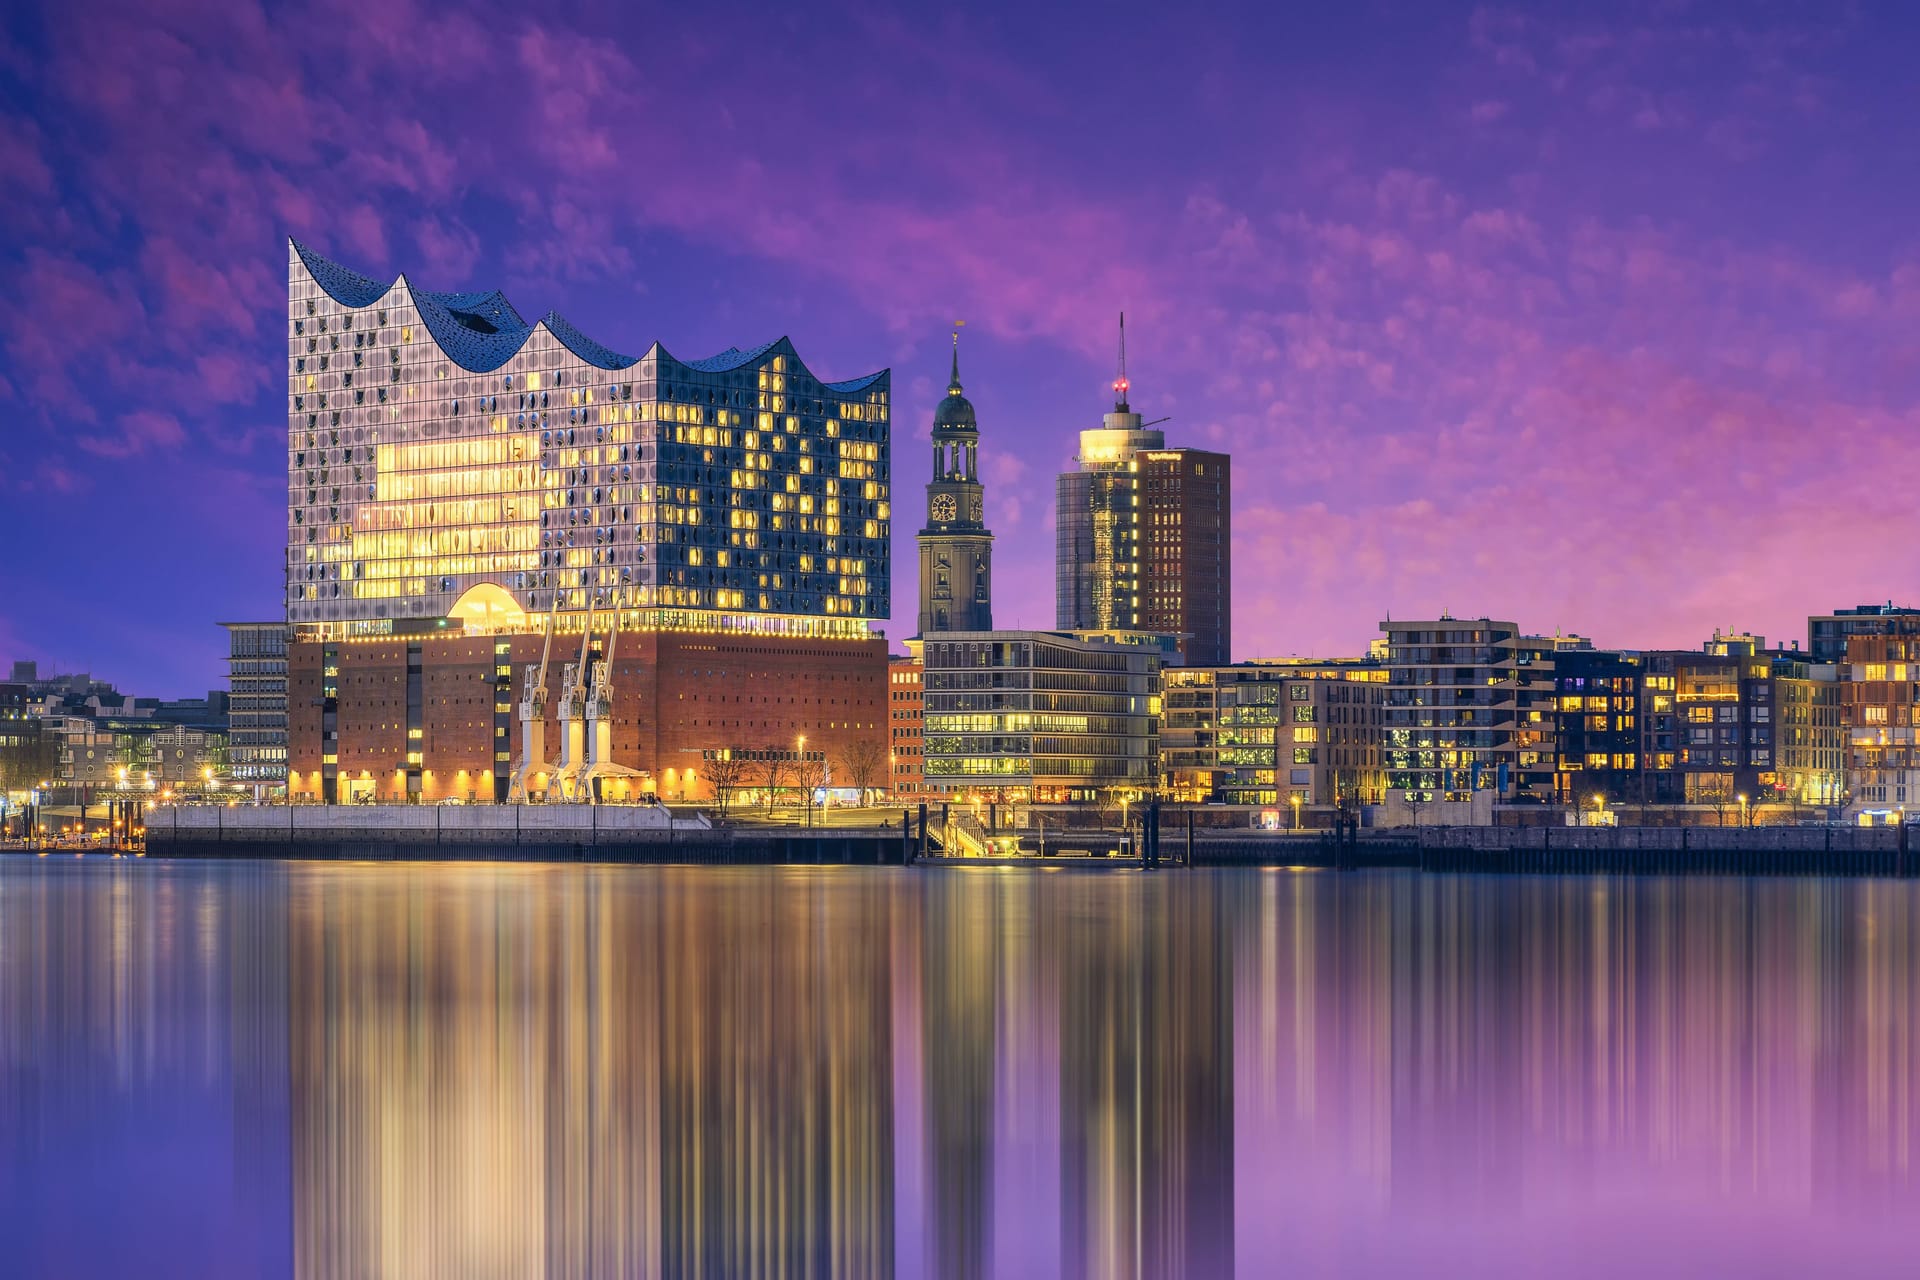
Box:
[969,495,983,522]
[931,493,957,522]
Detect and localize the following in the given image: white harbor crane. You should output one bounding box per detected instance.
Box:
[581,621,647,803]
[506,609,557,803]
[547,594,598,802]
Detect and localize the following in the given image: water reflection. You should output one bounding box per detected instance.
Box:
[1,862,1917,1277]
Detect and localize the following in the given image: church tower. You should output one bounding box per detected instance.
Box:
[918,332,994,635]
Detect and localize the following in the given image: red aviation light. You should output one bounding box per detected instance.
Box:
[1114,376,1129,396]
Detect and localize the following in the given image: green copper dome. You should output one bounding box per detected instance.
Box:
[932,334,977,433]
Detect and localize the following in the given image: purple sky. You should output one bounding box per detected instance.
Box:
[4,1,1919,696]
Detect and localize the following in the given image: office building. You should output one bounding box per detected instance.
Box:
[221,622,289,788]
[1161,660,1387,805]
[920,631,1161,802]
[1055,319,1230,664]
[1216,663,1386,808]
[888,648,926,800]
[916,336,992,634]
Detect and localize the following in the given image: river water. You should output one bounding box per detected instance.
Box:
[0,860,1915,1278]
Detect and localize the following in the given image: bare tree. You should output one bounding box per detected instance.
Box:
[753,749,790,814]
[1695,779,1732,828]
[794,753,831,823]
[1776,778,1804,826]
[703,751,747,817]
[838,739,887,806]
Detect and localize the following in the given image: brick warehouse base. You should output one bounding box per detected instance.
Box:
[288,626,887,805]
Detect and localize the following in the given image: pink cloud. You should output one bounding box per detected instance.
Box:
[79,410,186,458]
[33,462,85,495]
[1,0,1913,665]
[0,116,54,199]
[411,216,482,280]
[340,204,389,265]
[194,351,263,404]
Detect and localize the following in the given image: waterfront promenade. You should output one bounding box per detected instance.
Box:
[144,803,907,865]
[128,803,1920,877]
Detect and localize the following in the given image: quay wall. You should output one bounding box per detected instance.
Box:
[141,807,1917,876]
[146,805,906,866]
[1177,824,1915,876]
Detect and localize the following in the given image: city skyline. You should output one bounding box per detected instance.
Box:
[7,2,1920,695]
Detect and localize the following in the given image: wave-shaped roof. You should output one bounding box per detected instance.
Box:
[290,240,887,392]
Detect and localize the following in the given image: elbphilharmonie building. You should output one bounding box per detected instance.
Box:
[286,240,891,637]
[280,240,892,804]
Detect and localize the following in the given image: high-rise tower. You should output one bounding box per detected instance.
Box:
[1056,315,1231,664]
[917,333,993,634]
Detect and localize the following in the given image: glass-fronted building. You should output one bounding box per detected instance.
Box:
[1381,618,1523,802]
[287,240,890,638]
[1055,404,1230,665]
[220,622,289,788]
[921,631,1160,802]
[1162,661,1387,805]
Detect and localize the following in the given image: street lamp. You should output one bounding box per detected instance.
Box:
[797,735,808,828]
[1290,792,1302,831]
[1591,793,1605,826]
[1738,793,1750,829]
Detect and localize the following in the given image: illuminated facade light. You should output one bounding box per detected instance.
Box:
[1054,318,1230,665]
[920,630,1160,803]
[285,240,890,638]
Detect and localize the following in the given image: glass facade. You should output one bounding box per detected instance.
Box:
[1055,467,1137,633]
[222,622,289,784]
[286,241,890,635]
[1055,425,1158,634]
[1381,620,1523,802]
[921,631,1160,802]
[1055,420,1231,665]
[1162,663,1387,805]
